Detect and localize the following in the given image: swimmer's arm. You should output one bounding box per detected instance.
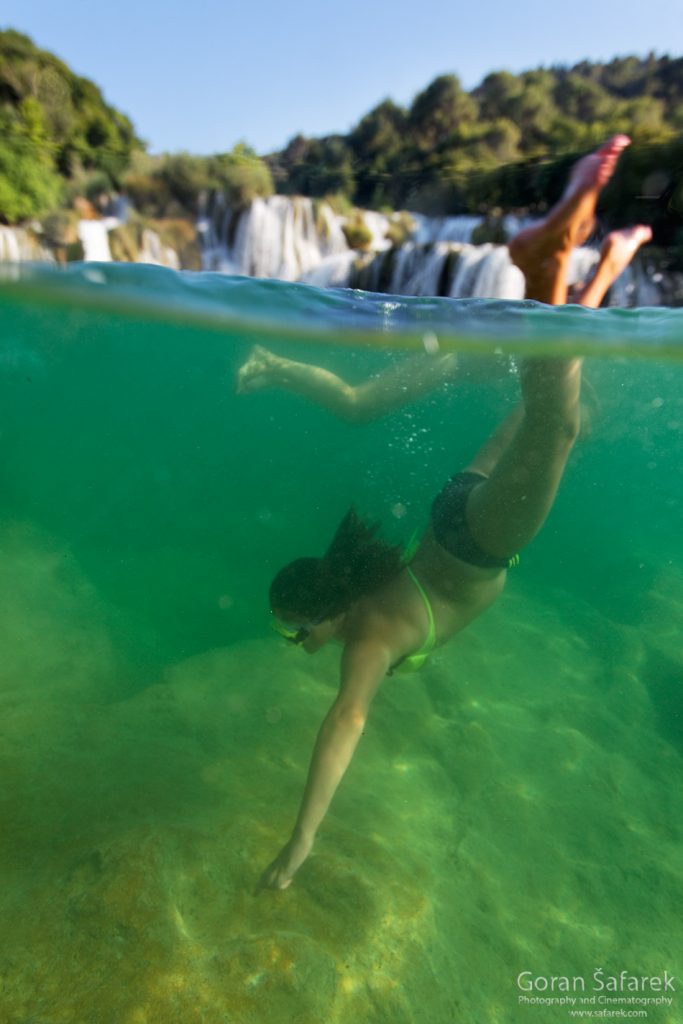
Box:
[258,641,390,889]
[293,641,391,841]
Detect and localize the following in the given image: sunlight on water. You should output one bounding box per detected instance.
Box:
[1,263,681,1024]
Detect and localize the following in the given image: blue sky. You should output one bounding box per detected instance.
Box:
[3,0,682,155]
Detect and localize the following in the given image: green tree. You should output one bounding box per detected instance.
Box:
[511,71,559,152]
[349,100,407,159]
[481,118,522,163]
[0,106,62,221]
[409,74,478,149]
[349,100,407,206]
[208,143,274,207]
[620,96,667,138]
[555,73,614,123]
[474,71,522,120]
[275,135,355,198]
[0,28,140,213]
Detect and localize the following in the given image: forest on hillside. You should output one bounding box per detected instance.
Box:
[0,29,139,221]
[1,29,682,250]
[269,58,683,209]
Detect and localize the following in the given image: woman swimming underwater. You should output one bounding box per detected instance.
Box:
[259,135,650,890]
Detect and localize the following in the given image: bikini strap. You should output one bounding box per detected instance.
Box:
[406,567,436,651]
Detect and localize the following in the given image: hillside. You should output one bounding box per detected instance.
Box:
[0,29,140,221]
[268,57,683,212]
[1,31,681,256]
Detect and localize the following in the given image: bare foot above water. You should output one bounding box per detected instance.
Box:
[576,224,653,310]
[598,225,653,280]
[508,135,632,279]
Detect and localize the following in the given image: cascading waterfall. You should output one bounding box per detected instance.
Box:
[138,229,180,269]
[410,212,530,244]
[77,219,178,267]
[198,194,348,279]
[201,196,664,305]
[0,221,178,270]
[0,226,53,264]
[0,196,671,305]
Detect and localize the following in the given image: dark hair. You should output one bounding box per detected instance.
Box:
[270,508,405,621]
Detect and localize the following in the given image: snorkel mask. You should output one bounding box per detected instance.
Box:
[270,612,325,646]
[270,602,329,643]
[271,618,311,646]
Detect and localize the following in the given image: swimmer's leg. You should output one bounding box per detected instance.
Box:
[466,228,651,479]
[464,138,630,556]
[575,225,652,308]
[236,345,459,424]
[508,134,630,305]
[464,358,582,557]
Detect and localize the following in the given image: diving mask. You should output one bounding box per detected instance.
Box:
[270,613,323,646]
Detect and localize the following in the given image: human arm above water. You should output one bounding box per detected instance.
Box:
[258,640,391,890]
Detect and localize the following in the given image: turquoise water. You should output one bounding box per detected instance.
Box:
[1,262,682,1023]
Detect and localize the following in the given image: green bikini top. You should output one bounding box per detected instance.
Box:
[389,567,437,675]
[388,524,518,675]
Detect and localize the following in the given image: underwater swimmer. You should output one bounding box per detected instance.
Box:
[259,136,651,891]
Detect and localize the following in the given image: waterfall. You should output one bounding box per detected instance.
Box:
[78,220,179,268]
[412,214,482,244]
[0,197,672,306]
[0,220,179,270]
[304,251,359,288]
[338,238,660,305]
[201,197,664,305]
[138,228,180,269]
[360,210,393,250]
[199,194,348,279]
[198,196,497,277]
[76,219,180,267]
[0,226,53,263]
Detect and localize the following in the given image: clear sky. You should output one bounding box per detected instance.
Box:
[3,0,682,155]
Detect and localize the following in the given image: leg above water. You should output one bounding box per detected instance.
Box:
[463,139,633,558]
[577,225,653,309]
[508,135,631,305]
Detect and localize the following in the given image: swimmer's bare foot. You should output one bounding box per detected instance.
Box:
[577,224,652,309]
[236,344,283,393]
[509,135,631,301]
[598,225,653,280]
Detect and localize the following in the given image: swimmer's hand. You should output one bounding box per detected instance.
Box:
[257,833,313,891]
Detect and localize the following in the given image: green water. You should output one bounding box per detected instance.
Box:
[1,263,682,1024]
